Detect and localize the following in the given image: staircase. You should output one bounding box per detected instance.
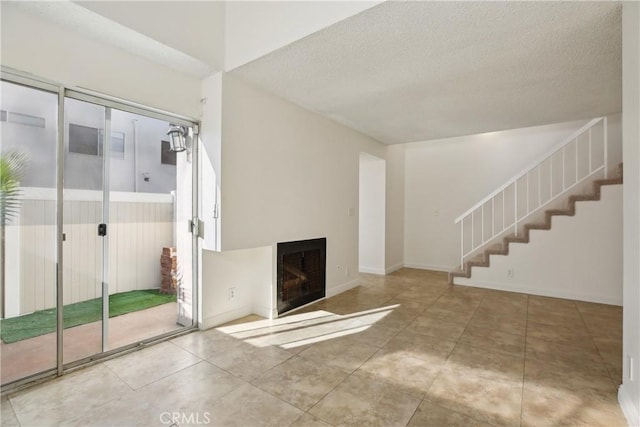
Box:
[448,117,621,285]
[448,168,622,284]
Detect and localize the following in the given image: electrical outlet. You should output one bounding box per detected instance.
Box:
[228,287,236,301]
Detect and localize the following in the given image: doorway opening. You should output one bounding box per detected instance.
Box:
[358,153,386,275]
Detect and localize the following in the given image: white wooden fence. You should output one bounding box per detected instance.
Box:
[6,188,174,317]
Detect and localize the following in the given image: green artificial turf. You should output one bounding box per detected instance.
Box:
[0,289,176,344]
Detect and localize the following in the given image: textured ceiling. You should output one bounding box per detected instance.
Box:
[232,1,622,144]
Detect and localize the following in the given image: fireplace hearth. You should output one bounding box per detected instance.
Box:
[277,238,326,314]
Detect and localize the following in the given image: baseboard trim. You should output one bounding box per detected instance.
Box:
[385,263,404,274]
[200,305,253,330]
[326,278,360,298]
[454,278,623,306]
[403,263,456,273]
[618,384,640,427]
[252,304,272,320]
[359,266,386,275]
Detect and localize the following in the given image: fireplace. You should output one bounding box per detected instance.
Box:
[277,238,326,314]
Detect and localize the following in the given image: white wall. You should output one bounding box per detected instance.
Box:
[385,144,405,273]
[404,117,622,272]
[358,153,386,274]
[620,2,640,425]
[224,1,382,71]
[456,185,622,305]
[218,73,388,298]
[0,3,202,119]
[199,73,223,252]
[201,246,273,329]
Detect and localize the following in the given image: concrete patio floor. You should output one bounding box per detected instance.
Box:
[0,302,182,385]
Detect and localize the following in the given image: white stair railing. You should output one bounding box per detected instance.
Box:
[454,117,609,269]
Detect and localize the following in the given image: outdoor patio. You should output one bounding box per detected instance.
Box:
[0,302,181,384]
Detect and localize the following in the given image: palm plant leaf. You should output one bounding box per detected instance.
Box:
[0,151,29,226]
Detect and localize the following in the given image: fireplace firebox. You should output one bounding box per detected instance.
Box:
[277,238,326,314]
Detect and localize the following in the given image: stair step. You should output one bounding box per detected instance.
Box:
[485,243,507,256]
[525,223,551,231]
[546,209,573,217]
[569,194,599,203]
[595,177,623,186]
[504,234,528,244]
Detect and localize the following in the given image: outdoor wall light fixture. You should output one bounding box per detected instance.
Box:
[167,124,187,152]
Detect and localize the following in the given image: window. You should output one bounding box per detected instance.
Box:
[1,109,45,127]
[161,140,177,166]
[68,123,125,158]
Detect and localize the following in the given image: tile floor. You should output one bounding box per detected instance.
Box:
[0,269,627,426]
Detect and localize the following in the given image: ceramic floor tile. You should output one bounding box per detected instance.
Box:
[385,297,432,314]
[372,310,417,330]
[420,305,476,326]
[469,309,527,335]
[427,369,523,427]
[309,373,422,427]
[207,341,293,381]
[170,329,244,359]
[1,395,20,427]
[138,361,246,412]
[444,343,524,383]
[526,320,593,349]
[345,323,400,348]
[253,356,348,411]
[459,324,525,356]
[355,347,445,397]
[104,341,201,389]
[528,295,578,311]
[8,364,130,427]
[521,381,628,427]
[291,413,333,427]
[208,383,304,427]
[383,330,457,361]
[524,358,617,395]
[574,301,622,317]
[527,307,585,328]
[298,336,379,373]
[525,336,608,376]
[404,316,467,341]
[584,316,622,339]
[407,399,494,427]
[63,389,160,427]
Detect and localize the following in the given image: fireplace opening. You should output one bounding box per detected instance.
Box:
[277,238,326,315]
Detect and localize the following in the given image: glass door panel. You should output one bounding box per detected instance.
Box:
[62,98,105,363]
[106,109,191,349]
[0,81,59,384]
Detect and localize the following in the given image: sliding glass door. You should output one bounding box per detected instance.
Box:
[62,97,106,363]
[0,71,199,387]
[0,80,59,383]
